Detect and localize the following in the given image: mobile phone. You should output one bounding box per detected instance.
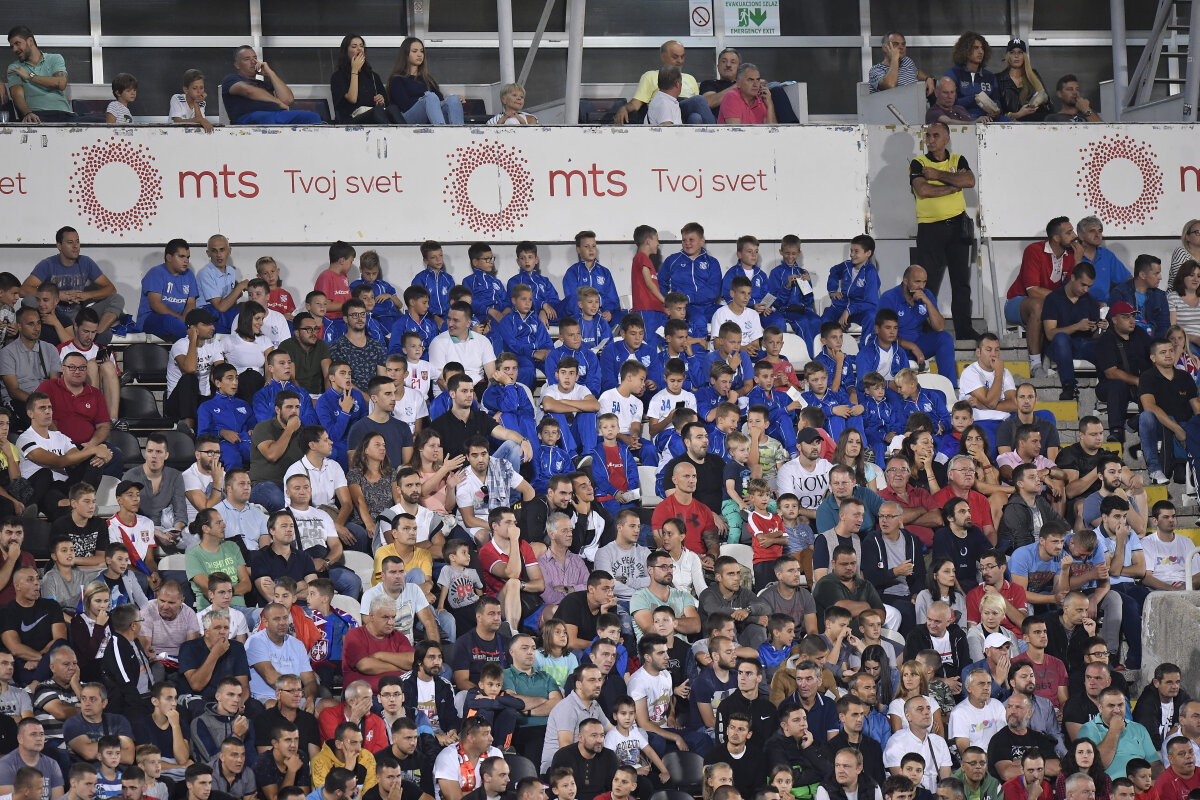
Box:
[676,401,686,409]
[96,346,109,362]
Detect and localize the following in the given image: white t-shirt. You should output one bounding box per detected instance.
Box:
[597,388,644,436]
[1141,532,1199,586]
[432,744,504,800]
[456,468,523,533]
[647,388,698,423]
[222,335,272,375]
[948,697,1006,749]
[392,384,424,432]
[288,504,337,553]
[671,548,708,598]
[710,304,764,346]
[58,340,99,361]
[627,667,673,725]
[405,360,432,418]
[167,336,224,397]
[542,383,594,407]
[958,362,1017,422]
[887,694,937,731]
[646,91,681,125]
[169,93,206,120]
[17,427,76,480]
[882,728,952,793]
[182,464,215,525]
[283,455,347,508]
[260,309,290,348]
[605,724,650,767]
[776,457,832,510]
[361,582,429,640]
[375,502,439,551]
[108,513,157,561]
[428,332,496,388]
[196,604,250,638]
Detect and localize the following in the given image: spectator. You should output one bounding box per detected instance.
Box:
[614,41,714,126]
[812,546,891,634]
[1067,218,1128,305]
[488,83,537,125]
[1139,337,1199,485]
[1111,255,1170,338]
[1080,455,1149,535]
[764,701,835,793]
[57,308,120,425]
[25,226,125,338]
[0,719,63,800]
[101,605,154,720]
[1007,217,1077,378]
[1133,665,1188,753]
[342,595,414,692]
[1155,737,1200,800]
[139,580,199,681]
[254,673,321,761]
[215,468,267,553]
[18,392,108,522]
[178,609,250,703]
[60,682,134,764]
[1143,500,1200,591]
[186,509,251,610]
[360,554,443,644]
[883,696,951,792]
[138,240,199,342]
[902,600,970,686]
[949,667,1006,755]
[221,46,319,125]
[194,235,246,335]
[1077,688,1159,779]
[997,464,1067,553]
[122,435,187,544]
[208,738,256,800]
[926,77,972,125]
[188,677,254,767]
[165,309,223,433]
[880,266,956,388]
[32,644,81,756]
[717,63,775,124]
[1172,223,1200,285]
[1043,263,1105,401]
[1088,304,1153,443]
[433,717,502,800]
[402,641,460,746]
[0,307,62,424]
[33,350,121,474]
[911,123,977,341]
[869,32,935,94]
[699,557,770,648]
[995,40,1053,121]
[502,633,562,737]
[330,35,401,125]
[645,66,683,126]
[386,37,464,125]
[276,313,331,397]
[5,26,77,123]
[169,68,214,131]
[1050,75,1102,122]
[318,681,387,754]
[944,33,1003,120]
[985,694,1060,781]
[248,391,304,512]
[245,604,319,709]
[549,718,619,800]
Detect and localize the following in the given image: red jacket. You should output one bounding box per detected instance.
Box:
[1008,240,1073,300]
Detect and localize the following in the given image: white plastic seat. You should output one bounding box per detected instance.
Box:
[719,543,754,571]
[917,372,957,409]
[331,594,361,621]
[639,466,660,507]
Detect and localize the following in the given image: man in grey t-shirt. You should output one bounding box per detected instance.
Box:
[539,663,611,772]
[756,555,818,635]
[0,652,31,722]
[0,719,64,800]
[593,509,650,604]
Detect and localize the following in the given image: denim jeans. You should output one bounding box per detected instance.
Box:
[249,481,285,512]
[1048,333,1097,384]
[494,439,523,474]
[1138,409,1177,473]
[236,109,322,125]
[402,92,464,125]
[679,95,715,125]
[329,565,363,599]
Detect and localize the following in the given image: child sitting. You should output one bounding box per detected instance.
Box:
[482,352,537,444]
[106,73,137,124]
[400,332,432,417]
[597,360,655,465]
[576,286,611,351]
[767,234,821,342]
[531,417,572,495]
[197,364,254,468]
[855,309,911,393]
[246,279,291,347]
[605,700,670,786]
[745,405,790,492]
[599,313,657,395]
[384,353,424,436]
[304,290,328,338]
[745,359,800,453]
[590,413,640,515]
[544,317,601,397]
[550,767,579,800]
[306,577,357,688]
[169,69,214,131]
[647,357,697,445]
[497,284,553,387]
[315,360,367,469]
[709,402,740,461]
[693,321,754,397]
[255,256,295,320]
[711,273,764,356]
[650,320,700,392]
[938,401,975,460]
[860,371,902,466]
[815,321,859,403]
[534,618,578,692]
[387,286,439,357]
[777,493,815,585]
[721,432,753,543]
[134,746,168,800]
[822,233,881,330]
[462,662,524,750]
[895,367,951,437]
[540,356,599,458]
[757,613,796,680]
[696,362,737,426]
[507,241,560,328]
[663,291,709,354]
[820,605,859,683]
[746,478,787,588]
[758,325,804,391]
[413,240,454,327]
[436,539,484,637]
[0,272,19,349]
[800,360,864,441]
[350,250,400,331]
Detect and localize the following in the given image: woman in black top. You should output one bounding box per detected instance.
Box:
[996,40,1053,121]
[388,37,465,125]
[330,34,403,125]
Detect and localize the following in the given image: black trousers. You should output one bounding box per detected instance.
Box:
[917,214,973,336]
[1099,378,1137,434]
[29,461,104,521]
[166,373,201,421]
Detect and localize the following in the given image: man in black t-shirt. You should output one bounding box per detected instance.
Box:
[375,718,436,799]
[1092,303,1152,442]
[363,761,423,800]
[1062,662,1109,744]
[986,693,1061,781]
[449,596,507,692]
[0,566,68,682]
[1139,338,1200,484]
[555,572,617,652]
[1055,416,1106,503]
[661,422,727,516]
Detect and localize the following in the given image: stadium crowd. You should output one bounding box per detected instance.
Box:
[4,18,1200,800]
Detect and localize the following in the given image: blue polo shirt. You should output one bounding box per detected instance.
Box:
[138,264,198,321]
[879,284,940,341]
[1041,286,1101,339]
[1083,247,1131,304]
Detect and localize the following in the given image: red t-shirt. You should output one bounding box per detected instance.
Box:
[1007,240,1073,300]
[652,494,715,555]
[478,538,538,596]
[771,358,804,391]
[1011,652,1068,708]
[878,485,939,547]
[1155,768,1200,800]
[631,252,664,314]
[37,378,109,444]
[604,444,628,496]
[965,580,1029,637]
[932,486,994,529]
[315,268,351,318]
[341,627,413,691]
[1002,777,1053,800]
[748,511,785,563]
[268,287,296,316]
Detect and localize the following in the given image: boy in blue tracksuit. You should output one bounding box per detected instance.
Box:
[745,360,800,453]
[412,240,455,325]
[659,221,722,324]
[507,241,562,329]
[350,250,401,332]
[800,360,864,442]
[895,367,952,436]
[721,237,772,313]
[695,363,736,425]
[198,363,254,468]
[462,242,510,352]
[591,412,640,515]
[482,354,538,444]
[821,234,881,330]
[649,319,702,392]
[315,361,368,469]
[768,234,822,343]
[663,292,711,352]
[543,318,602,398]
[859,371,902,465]
[540,356,599,458]
[575,287,612,351]
[388,285,441,357]
[599,313,657,394]
[814,321,859,403]
[691,322,754,396]
[878,265,959,389]
[253,353,321,428]
[855,309,912,391]
[562,231,623,322]
[497,284,554,387]
[531,417,572,495]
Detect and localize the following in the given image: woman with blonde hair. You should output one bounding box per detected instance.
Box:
[70,581,111,682]
[1168,324,1200,378]
[1170,219,1200,284]
[887,659,944,734]
[996,39,1052,121]
[966,592,1020,661]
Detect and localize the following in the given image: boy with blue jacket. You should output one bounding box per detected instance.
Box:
[821,234,880,330]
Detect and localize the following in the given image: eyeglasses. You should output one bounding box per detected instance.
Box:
[885,467,910,474]
[297,326,320,333]
[63,365,87,371]
[198,450,222,456]
[475,256,496,262]
[346,313,367,319]
[878,513,902,520]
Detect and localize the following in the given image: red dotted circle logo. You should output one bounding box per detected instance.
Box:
[1075,134,1163,230]
[443,140,534,236]
[67,136,163,235]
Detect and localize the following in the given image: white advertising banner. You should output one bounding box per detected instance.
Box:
[0,125,868,246]
[976,123,1190,238]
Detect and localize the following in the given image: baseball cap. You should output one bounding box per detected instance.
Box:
[797,428,824,445]
[185,308,215,326]
[984,632,1010,650]
[115,480,144,496]
[1110,301,1136,316]
[1006,38,1027,52]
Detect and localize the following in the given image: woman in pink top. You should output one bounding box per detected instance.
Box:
[408,428,464,515]
[717,63,776,124]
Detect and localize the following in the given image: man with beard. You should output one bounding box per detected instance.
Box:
[402,642,459,748]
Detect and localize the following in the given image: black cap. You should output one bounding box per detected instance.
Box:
[797,428,824,445]
[1006,38,1027,52]
[185,308,215,326]
[115,480,143,496]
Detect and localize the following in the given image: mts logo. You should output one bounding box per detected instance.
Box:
[548,164,627,197]
[178,165,260,198]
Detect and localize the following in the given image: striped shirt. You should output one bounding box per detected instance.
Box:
[1169,291,1200,339]
[868,56,919,92]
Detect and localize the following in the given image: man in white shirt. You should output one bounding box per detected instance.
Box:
[949,667,1007,755]
[776,429,832,528]
[362,555,442,643]
[283,426,364,549]
[628,633,688,751]
[18,392,110,522]
[958,333,1017,447]
[428,302,497,390]
[183,436,225,527]
[1142,500,1200,591]
[166,308,224,432]
[432,717,503,800]
[883,695,952,792]
[455,438,534,541]
[376,466,442,553]
[645,66,683,126]
[284,473,362,600]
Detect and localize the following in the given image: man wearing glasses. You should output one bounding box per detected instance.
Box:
[277,312,333,396]
[862,500,926,634]
[329,299,386,397]
[36,351,121,476]
[932,454,998,547]
[102,605,154,722]
[629,550,701,642]
[877,454,944,548]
